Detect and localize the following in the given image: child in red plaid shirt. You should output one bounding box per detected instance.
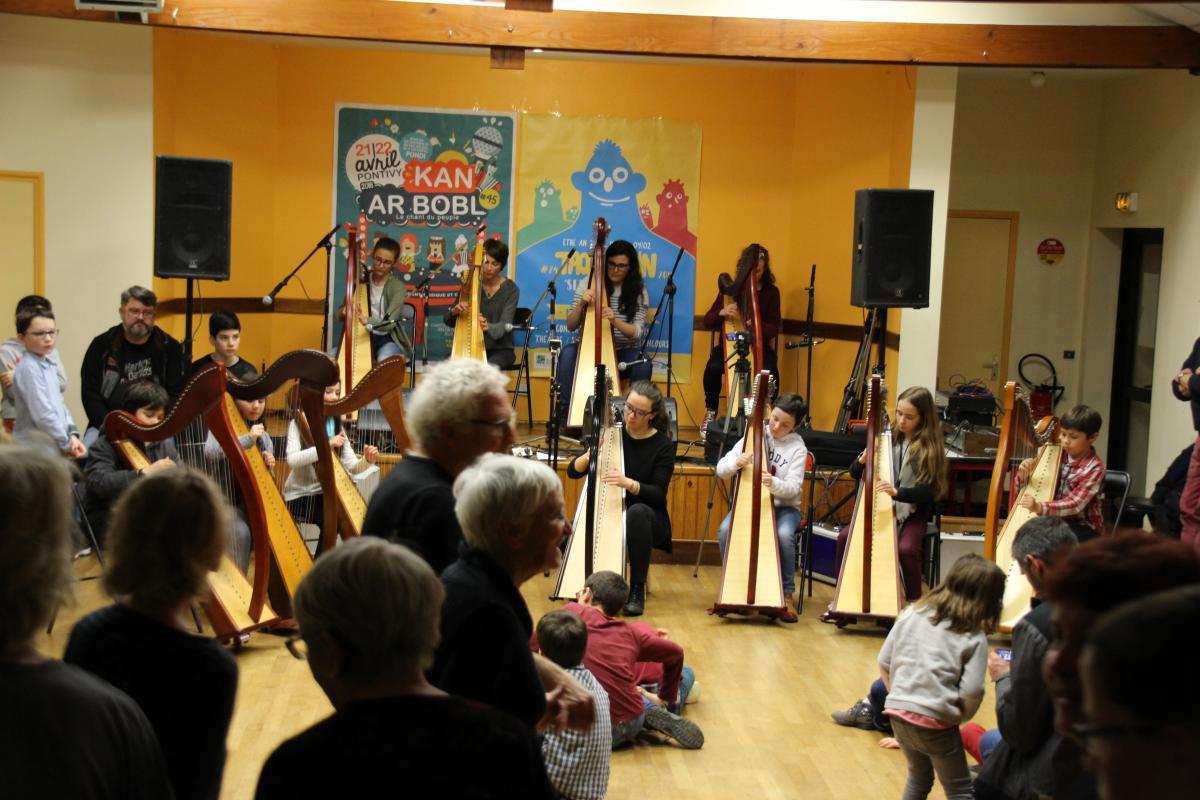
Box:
[1016,405,1105,542]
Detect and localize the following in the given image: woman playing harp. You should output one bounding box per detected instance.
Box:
[564,380,674,617]
[557,232,651,428]
[446,229,520,367]
[338,233,412,393]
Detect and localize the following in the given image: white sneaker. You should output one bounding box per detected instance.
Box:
[685,681,701,705]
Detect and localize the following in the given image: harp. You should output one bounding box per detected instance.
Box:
[718,294,750,408]
[552,364,626,600]
[827,375,904,625]
[566,218,620,429]
[312,355,412,551]
[225,350,339,604]
[335,222,372,398]
[712,369,787,617]
[450,223,488,361]
[717,244,767,374]
[103,365,280,640]
[985,381,1061,631]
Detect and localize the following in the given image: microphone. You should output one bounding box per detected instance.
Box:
[785,337,825,350]
[262,277,289,306]
[504,323,541,333]
[262,295,274,306]
[618,357,652,371]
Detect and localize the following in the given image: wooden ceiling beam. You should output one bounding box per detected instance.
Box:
[5,0,1200,69]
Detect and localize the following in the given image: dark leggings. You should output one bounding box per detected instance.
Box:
[835,512,929,601]
[626,502,670,586]
[703,344,778,410]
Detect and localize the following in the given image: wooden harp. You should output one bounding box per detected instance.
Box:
[712,369,787,617]
[827,375,904,625]
[552,364,626,600]
[566,218,620,429]
[226,350,338,601]
[718,295,749,408]
[985,381,1061,631]
[103,365,280,641]
[307,355,412,552]
[335,223,372,401]
[450,223,488,361]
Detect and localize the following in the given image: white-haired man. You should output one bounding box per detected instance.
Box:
[361,358,515,573]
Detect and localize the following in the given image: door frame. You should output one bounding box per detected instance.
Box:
[945,209,1019,390]
[0,170,46,295]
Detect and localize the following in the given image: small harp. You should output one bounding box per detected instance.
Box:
[985,381,1061,631]
[450,223,488,361]
[104,365,280,641]
[335,222,372,398]
[226,350,339,602]
[566,218,620,429]
[308,355,412,551]
[712,369,787,617]
[552,364,626,600]
[827,375,904,625]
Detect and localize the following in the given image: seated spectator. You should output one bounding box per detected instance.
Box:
[535,611,612,800]
[1079,585,1200,800]
[256,537,553,799]
[0,294,64,435]
[1042,531,1200,797]
[431,453,594,733]
[12,308,85,459]
[0,444,172,798]
[191,310,258,381]
[558,570,703,750]
[65,468,238,800]
[82,379,180,545]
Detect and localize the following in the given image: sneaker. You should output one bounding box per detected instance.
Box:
[699,409,717,442]
[831,699,875,730]
[775,607,799,624]
[644,705,705,749]
[73,546,93,560]
[685,681,700,705]
[623,583,646,617]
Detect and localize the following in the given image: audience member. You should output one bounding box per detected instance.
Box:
[190,311,258,381]
[1078,585,1200,800]
[1173,334,1200,555]
[66,468,237,800]
[431,453,594,733]
[12,307,86,459]
[256,537,552,799]
[0,294,64,434]
[361,357,514,573]
[82,379,179,545]
[80,285,184,444]
[535,610,612,800]
[0,444,172,799]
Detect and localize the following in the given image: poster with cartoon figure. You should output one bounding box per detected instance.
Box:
[514,115,701,382]
[332,104,517,363]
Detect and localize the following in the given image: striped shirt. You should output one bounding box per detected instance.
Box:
[541,666,611,800]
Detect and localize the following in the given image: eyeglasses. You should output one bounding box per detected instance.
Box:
[372,256,396,267]
[470,412,517,433]
[25,329,59,339]
[606,260,631,272]
[285,634,308,660]
[124,308,156,319]
[625,405,654,419]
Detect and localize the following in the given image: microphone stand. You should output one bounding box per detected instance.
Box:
[261,224,340,345]
[528,249,574,469]
[801,264,816,427]
[634,246,685,397]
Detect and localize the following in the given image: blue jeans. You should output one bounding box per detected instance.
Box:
[371,335,402,363]
[979,728,1002,762]
[869,678,893,733]
[556,342,652,423]
[717,505,801,595]
[612,664,696,748]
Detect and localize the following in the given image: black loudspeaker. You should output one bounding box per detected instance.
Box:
[611,397,679,446]
[154,156,232,281]
[851,188,933,308]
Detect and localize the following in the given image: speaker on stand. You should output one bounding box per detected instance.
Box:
[153,155,232,362]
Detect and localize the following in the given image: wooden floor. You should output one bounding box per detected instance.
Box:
[40,556,999,800]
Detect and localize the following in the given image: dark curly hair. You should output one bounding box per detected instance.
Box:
[604,239,643,322]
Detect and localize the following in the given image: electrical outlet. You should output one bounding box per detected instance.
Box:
[1063,350,1076,360]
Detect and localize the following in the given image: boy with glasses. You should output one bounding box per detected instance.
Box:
[12,308,86,458]
[1,294,66,434]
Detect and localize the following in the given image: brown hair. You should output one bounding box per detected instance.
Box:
[915,553,1006,634]
[537,610,588,669]
[897,386,948,502]
[1045,531,1200,612]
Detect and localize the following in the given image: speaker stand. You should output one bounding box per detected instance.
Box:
[183,278,196,364]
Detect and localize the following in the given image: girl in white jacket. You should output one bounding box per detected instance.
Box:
[715,392,808,619]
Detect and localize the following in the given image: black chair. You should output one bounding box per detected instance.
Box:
[921,504,944,589]
[1103,469,1132,534]
[795,452,816,614]
[505,307,533,423]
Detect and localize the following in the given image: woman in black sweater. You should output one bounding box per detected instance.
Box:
[567,379,675,616]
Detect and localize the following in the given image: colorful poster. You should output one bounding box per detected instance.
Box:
[514,115,702,382]
[331,104,517,361]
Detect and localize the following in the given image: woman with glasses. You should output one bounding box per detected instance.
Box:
[11,307,86,459]
[444,238,519,369]
[557,239,652,422]
[361,237,414,363]
[65,468,236,800]
[566,380,674,616]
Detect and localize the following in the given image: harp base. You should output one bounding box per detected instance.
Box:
[710,603,788,619]
[821,611,896,629]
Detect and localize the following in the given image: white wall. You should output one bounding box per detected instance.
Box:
[0,14,153,426]
[1088,70,1200,495]
[898,66,957,395]
[948,74,1104,412]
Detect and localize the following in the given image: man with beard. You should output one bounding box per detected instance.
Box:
[80,286,184,445]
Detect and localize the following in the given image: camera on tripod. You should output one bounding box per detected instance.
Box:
[733,331,750,359]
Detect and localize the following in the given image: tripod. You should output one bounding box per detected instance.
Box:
[692,338,753,577]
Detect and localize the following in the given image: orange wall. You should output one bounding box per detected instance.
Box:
[152,31,915,428]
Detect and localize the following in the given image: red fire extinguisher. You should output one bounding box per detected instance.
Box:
[1019,353,1064,420]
